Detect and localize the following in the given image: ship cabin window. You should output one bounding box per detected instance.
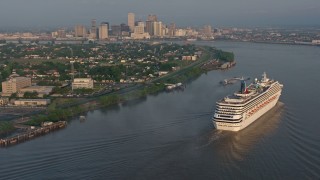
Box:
[219,115,232,118]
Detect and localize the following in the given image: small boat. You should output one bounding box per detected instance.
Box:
[80,116,86,121]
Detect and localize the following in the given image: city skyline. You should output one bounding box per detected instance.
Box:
[0,0,320,29]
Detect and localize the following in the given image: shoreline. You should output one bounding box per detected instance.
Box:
[0,45,235,144]
[212,39,320,47]
[3,38,320,47]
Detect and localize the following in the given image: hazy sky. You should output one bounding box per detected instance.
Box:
[0,0,319,28]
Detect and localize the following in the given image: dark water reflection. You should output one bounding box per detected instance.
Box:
[0,42,319,179]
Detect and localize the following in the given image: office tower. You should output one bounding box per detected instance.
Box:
[57,29,66,38]
[203,25,212,37]
[146,14,158,36]
[153,21,163,37]
[120,23,130,32]
[145,21,154,36]
[131,21,150,39]
[99,23,109,40]
[74,25,87,38]
[91,19,96,29]
[134,21,145,34]
[168,23,176,37]
[111,25,121,36]
[2,76,32,96]
[147,14,158,22]
[128,13,135,32]
[90,19,97,39]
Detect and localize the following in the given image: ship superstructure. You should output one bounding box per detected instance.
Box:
[213,72,283,131]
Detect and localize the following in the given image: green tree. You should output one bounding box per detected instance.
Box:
[23,91,39,99]
[9,93,18,100]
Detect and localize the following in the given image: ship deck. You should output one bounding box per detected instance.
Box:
[218,85,268,105]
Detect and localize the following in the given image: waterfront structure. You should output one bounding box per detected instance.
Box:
[18,86,54,98]
[14,99,51,106]
[1,75,32,96]
[72,78,94,90]
[74,25,87,38]
[99,23,109,40]
[312,40,320,45]
[128,13,135,32]
[213,73,283,131]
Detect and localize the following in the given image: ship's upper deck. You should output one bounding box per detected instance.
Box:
[218,73,277,105]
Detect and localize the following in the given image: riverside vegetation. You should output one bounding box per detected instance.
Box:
[0,43,234,133]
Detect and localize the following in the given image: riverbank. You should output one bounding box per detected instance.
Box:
[214,39,320,47]
[1,45,235,141]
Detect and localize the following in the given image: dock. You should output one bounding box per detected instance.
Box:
[165,83,184,91]
[0,121,67,147]
[220,77,250,85]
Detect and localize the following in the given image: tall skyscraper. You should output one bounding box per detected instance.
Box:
[99,23,109,40]
[74,25,87,38]
[90,19,97,39]
[147,14,158,22]
[153,21,163,37]
[57,29,66,38]
[134,21,145,34]
[128,13,135,32]
[203,25,212,37]
[146,21,154,36]
[168,23,176,37]
[146,14,159,37]
[120,23,130,32]
[91,19,96,29]
[111,25,121,36]
[131,22,150,39]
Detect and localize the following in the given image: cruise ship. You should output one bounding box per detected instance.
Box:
[213,73,283,131]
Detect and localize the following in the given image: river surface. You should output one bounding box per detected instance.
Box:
[1,41,320,180]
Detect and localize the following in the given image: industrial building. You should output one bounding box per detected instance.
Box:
[18,86,54,98]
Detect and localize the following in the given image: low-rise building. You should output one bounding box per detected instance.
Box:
[1,75,32,96]
[14,99,51,106]
[18,86,54,98]
[158,71,169,76]
[72,78,94,90]
[182,55,197,61]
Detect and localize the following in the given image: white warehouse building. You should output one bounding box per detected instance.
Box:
[72,78,94,90]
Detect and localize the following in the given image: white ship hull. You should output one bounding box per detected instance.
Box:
[213,91,281,131]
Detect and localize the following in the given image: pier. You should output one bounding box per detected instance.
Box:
[0,121,67,147]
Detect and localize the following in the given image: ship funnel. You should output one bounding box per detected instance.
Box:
[262,72,267,82]
[240,80,246,93]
